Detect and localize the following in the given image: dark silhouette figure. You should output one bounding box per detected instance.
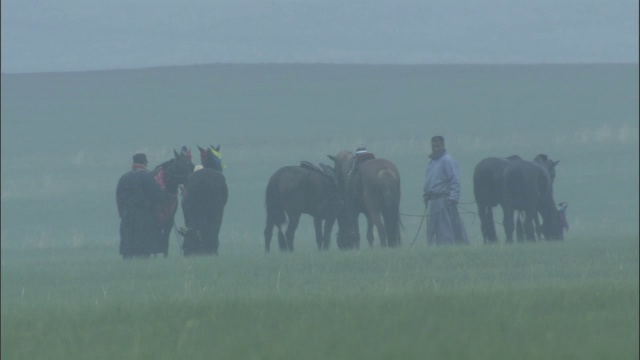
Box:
[181,145,228,255]
[117,150,194,258]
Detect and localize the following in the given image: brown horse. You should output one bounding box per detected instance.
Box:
[263,162,342,252]
[328,150,401,249]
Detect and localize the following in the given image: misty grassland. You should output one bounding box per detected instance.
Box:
[1,237,638,359]
[1,64,638,359]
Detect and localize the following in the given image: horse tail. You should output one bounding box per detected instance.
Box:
[382,203,401,246]
[265,179,287,227]
[380,170,402,246]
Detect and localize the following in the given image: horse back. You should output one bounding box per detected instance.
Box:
[268,165,339,218]
[354,159,400,204]
[473,157,510,206]
[184,168,228,209]
[504,160,551,210]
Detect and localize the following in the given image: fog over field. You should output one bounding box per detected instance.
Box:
[1,64,638,252]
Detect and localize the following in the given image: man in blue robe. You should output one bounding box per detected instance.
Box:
[423,136,469,245]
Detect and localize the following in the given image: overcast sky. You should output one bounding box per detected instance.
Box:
[1,0,638,73]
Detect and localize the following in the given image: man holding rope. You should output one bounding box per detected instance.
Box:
[423,136,469,245]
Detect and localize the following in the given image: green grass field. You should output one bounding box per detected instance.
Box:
[2,64,638,359]
[2,236,637,360]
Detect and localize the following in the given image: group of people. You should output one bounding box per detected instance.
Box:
[117,135,468,256]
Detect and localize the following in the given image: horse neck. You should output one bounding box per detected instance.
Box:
[538,191,557,223]
[159,162,181,194]
[164,177,180,194]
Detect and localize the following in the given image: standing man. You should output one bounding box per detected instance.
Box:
[116,153,153,258]
[423,136,469,245]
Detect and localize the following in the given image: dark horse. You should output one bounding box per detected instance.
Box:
[329,150,401,249]
[474,154,561,243]
[473,155,523,243]
[117,149,194,258]
[503,157,564,242]
[181,145,228,255]
[264,161,341,252]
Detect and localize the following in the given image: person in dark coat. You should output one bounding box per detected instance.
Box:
[116,153,157,258]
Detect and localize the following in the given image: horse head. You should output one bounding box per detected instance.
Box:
[170,149,195,185]
[541,206,565,240]
[198,144,224,172]
[327,150,354,189]
[534,154,559,183]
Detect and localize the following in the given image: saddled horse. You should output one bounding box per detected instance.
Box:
[473,155,523,243]
[329,150,401,249]
[117,149,194,258]
[264,161,341,252]
[503,158,564,242]
[181,145,228,255]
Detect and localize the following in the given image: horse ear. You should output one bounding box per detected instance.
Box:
[328,155,336,162]
[198,145,205,152]
[553,160,560,167]
[215,144,220,152]
[174,149,180,158]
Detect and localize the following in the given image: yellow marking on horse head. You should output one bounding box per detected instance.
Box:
[210,146,226,169]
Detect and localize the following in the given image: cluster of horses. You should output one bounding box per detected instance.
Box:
[474,154,564,243]
[117,145,565,259]
[265,151,401,252]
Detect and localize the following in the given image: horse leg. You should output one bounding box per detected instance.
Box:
[322,217,335,250]
[369,209,387,248]
[516,211,525,242]
[284,213,301,252]
[534,212,542,240]
[364,213,375,248]
[478,204,490,243]
[264,220,274,253]
[524,209,536,241]
[503,207,515,243]
[277,225,287,251]
[313,217,323,250]
[486,207,498,243]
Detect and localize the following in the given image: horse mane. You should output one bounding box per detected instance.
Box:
[154,158,174,171]
[534,154,549,162]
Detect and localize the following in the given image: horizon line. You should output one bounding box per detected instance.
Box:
[2,61,638,76]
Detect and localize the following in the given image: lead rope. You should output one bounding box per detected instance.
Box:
[409,206,428,248]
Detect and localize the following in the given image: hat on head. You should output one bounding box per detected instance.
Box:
[133,153,148,165]
[355,145,368,155]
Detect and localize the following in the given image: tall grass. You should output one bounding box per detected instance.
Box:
[2,236,638,359]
